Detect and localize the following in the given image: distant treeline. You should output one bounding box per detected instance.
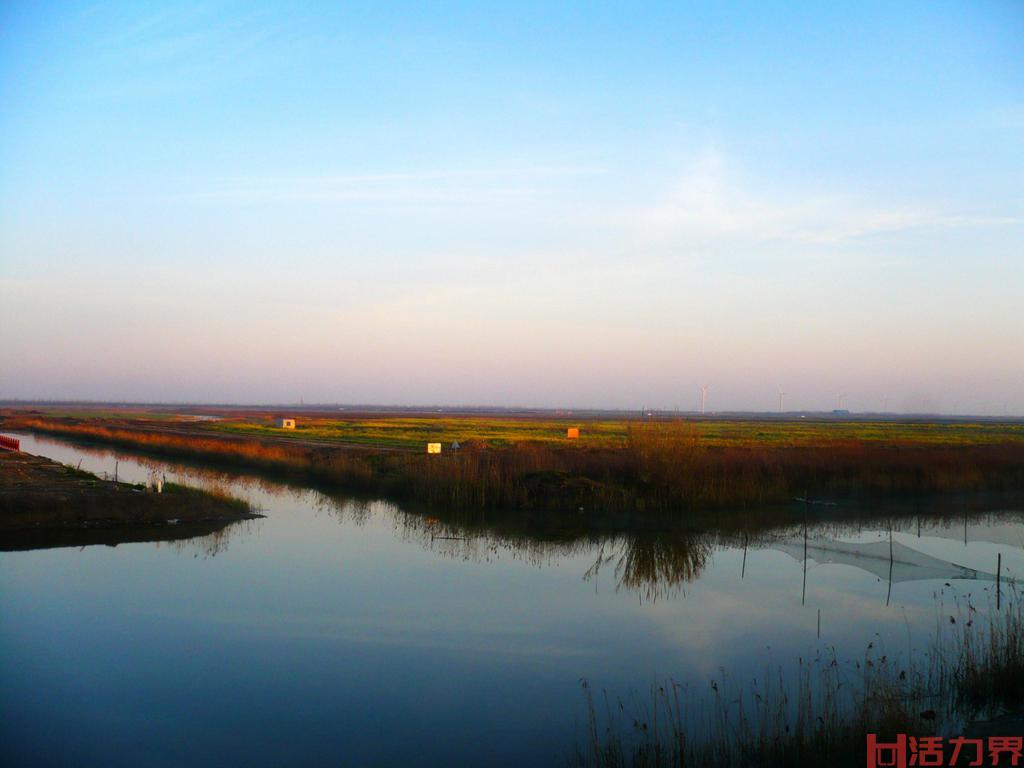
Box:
[7,417,1024,515]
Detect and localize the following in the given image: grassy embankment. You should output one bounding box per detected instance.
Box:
[576,594,1024,767]
[208,415,1024,449]
[0,450,258,534]
[6,412,1024,517]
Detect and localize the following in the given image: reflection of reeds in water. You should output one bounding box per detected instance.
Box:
[397,516,715,599]
[575,595,1024,768]
[399,512,598,567]
[615,537,711,601]
[162,518,262,558]
[582,537,713,602]
[394,498,1024,602]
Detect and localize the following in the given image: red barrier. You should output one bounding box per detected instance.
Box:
[0,435,20,452]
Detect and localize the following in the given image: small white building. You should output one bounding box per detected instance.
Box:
[275,418,296,429]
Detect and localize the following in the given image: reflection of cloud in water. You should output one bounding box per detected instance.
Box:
[636,550,942,683]
[146,607,599,659]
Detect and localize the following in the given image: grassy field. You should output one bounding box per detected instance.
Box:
[203,413,1024,450]
[10,406,1024,451]
[6,409,1024,517]
[208,415,628,448]
[12,408,185,421]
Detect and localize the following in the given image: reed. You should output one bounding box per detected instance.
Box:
[8,416,1024,517]
[948,587,1024,714]
[574,597,1024,768]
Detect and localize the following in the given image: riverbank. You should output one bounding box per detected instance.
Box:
[4,425,1023,767]
[0,450,260,540]
[5,414,1024,517]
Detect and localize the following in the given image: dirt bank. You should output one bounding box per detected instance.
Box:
[0,450,260,536]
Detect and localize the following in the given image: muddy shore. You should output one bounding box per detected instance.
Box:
[0,450,261,544]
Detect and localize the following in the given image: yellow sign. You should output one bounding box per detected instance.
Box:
[427,443,442,454]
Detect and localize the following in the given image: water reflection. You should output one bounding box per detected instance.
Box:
[769,535,995,584]
[8,430,1024,601]
[161,518,263,559]
[583,535,713,601]
[392,503,1024,603]
[4,431,1024,767]
[0,517,258,555]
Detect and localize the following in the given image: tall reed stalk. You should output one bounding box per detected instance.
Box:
[574,596,1024,768]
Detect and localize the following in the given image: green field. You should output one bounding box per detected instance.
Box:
[8,408,1024,516]
[203,414,1024,450]
[11,406,1024,451]
[207,416,626,448]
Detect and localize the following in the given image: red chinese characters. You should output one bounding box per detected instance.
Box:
[868,735,1024,767]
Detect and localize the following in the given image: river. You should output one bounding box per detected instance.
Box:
[2,432,1022,766]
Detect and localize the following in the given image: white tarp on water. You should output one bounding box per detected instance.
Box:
[770,537,997,584]
[893,518,1024,550]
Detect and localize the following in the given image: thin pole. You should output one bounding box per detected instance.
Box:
[741,534,748,579]
[886,526,894,607]
[802,524,808,606]
[817,608,821,639]
[997,552,1002,611]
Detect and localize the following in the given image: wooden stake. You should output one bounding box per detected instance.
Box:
[886,526,894,607]
[997,552,1002,611]
[802,524,808,606]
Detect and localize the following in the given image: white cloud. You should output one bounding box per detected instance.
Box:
[633,149,1022,247]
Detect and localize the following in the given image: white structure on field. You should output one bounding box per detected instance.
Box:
[275,418,296,429]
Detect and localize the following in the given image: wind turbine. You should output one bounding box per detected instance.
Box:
[701,385,709,416]
[778,388,786,414]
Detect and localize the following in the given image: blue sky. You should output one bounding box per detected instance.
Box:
[1,1,1022,412]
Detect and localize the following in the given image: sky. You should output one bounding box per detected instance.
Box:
[1,1,1022,413]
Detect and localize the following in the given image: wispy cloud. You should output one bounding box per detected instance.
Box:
[634,149,1023,247]
[196,165,607,204]
[71,3,303,99]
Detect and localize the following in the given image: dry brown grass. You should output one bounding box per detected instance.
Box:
[8,416,1024,517]
[575,597,1024,768]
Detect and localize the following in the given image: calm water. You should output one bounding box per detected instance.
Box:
[2,432,1023,767]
